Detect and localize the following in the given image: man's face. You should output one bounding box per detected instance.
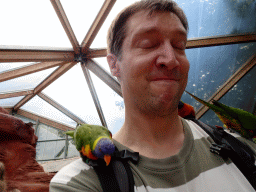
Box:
[110,10,190,116]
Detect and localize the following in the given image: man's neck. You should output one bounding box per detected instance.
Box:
[113,108,185,159]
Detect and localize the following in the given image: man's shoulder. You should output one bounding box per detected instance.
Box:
[50,158,101,191]
[183,118,256,151]
[51,158,91,184]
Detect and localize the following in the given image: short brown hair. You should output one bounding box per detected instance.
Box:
[107,0,188,59]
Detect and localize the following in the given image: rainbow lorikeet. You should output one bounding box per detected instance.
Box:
[65,124,115,166]
[186,91,256,143]
[178,101,196,119]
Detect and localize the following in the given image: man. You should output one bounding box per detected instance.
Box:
[50,0,256,191]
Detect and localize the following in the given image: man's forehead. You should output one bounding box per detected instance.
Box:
[126,10,187,39]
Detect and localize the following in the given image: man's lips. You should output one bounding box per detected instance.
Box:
[151,77,179,81]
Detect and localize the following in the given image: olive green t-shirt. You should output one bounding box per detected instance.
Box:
[50,119,256,191]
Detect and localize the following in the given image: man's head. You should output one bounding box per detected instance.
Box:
[107,0,190,117]
[107,0,188,59]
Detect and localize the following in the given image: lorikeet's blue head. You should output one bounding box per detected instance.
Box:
[93,138,115,165]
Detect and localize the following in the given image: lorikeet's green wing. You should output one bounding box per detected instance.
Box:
[185,91,254,141]
[74,124,93,151]
[212,100,256,130]
[185,91,235,121]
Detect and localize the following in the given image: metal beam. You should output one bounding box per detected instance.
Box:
[2,107,12,114]
[0,61,66,83]
[87,48,107,59]
[13,62,77,111]
[34,119,40,137]
[196,54,256,119]
[87,34,256,58]
[0,46,74,62]
[81,0,116,53]
[81,62,108,128]
[38,92,86,125]
[0,89,34,99]
[186,33,256,49]
[85,59,122,97]
[16,109,74,131]
[50,0,80,54]
[64,134,69,159]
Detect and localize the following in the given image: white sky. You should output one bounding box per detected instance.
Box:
[0,0,138,133]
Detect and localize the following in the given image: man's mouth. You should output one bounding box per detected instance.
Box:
[151,77,179,81]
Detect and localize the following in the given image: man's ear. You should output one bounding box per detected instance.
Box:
[107,54,121,78]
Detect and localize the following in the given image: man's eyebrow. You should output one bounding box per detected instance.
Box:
[132,27,159,38]
[132,27,187,40]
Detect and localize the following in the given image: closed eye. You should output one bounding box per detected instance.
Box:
[137,38,159,49]
[173,42,186,51]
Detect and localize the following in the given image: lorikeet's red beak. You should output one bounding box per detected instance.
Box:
[104,155,111,166]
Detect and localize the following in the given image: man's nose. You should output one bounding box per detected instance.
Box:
[156,42,179,70]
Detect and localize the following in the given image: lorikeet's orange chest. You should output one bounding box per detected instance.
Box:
[80,144,98,160]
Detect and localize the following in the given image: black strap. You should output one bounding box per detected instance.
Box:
[82,149,139,192]
[112,159,135,192]
[93,162,122,192]
[190,118,256,189]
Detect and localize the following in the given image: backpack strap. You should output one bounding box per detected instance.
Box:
[81,149,139,192]
[189,118,256,189]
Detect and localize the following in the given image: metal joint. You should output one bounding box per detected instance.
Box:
[74,53,88,63]
[11,109,17,116]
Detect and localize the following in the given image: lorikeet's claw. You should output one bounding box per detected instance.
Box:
[104,155,111,166]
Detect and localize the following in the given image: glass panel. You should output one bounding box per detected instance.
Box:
[0,0,71,47]
[91,0,256,48]
[43,63,101,125]
[93,58,111,73]
[36,122,69,160]
[21,95,77,128]
[36,141,59,160]
[93,58,119,83]
[90,71,124,135]
[181,43,256,111]
[0,96,24,107]
[199,65,256,126]
[0,63,35,73]
[177,0,256,38]
[37,123,61,141]
[36,142,46,160]
[67,140,80,158]
[54,140,66,159]
[60,0,105,44]
[0,67,58,93]
[90,0,139,48]
[36,139,79,160]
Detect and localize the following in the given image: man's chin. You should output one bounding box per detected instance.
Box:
[145,96,179,116]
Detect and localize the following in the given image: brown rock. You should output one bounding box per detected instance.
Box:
[0,162,6,192]
[0,113,38,147]
[0,109,56,192]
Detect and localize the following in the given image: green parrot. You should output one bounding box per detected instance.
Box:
[65,124,115,166]
[185,91,256,143]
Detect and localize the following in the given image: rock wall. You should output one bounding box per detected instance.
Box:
[0,107,55,192]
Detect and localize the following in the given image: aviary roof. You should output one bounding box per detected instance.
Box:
[0,0,256,134]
